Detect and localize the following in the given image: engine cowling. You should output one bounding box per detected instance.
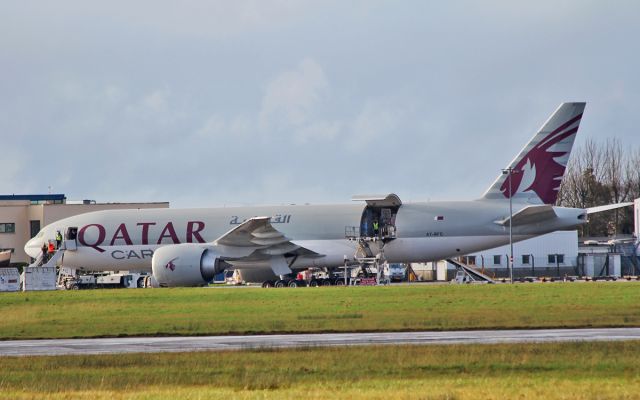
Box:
[152,244,224,287]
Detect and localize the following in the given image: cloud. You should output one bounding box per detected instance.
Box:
[195,114,253,139]
[295,120,343,144]
[258,59,410,147]
[347,98,407,149]
[1,2,639,208]
[259,58,329,132]
[0,150,30,193]
[125,88,171,117]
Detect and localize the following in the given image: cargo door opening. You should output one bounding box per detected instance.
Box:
[65,227,78,251]
[351,193,402,241]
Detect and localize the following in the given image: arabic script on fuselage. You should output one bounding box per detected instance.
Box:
[229,214,292,225]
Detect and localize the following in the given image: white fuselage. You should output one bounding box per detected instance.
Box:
[25,200,586,272]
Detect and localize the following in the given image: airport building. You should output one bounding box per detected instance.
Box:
[464,230,579,278]
[635,198,640,238]
[411,228,639,282]
[0,194,169,265]
[411,231,580,281]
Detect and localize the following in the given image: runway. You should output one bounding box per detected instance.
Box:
[1,328,640,356]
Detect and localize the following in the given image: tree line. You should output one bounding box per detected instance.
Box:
[557,138,639,237]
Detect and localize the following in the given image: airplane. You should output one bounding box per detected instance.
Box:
[24,102,622,287]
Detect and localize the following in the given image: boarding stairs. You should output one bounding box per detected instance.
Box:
[26,238,76,269]
[27,248,64,269]
[446,258,495,284]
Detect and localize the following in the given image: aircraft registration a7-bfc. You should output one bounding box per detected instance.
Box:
[25,102,628,286]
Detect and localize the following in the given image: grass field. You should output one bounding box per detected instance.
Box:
[1,282,639,340]
[1,341,640,399]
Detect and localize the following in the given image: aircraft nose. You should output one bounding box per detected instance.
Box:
[24,237,42,258]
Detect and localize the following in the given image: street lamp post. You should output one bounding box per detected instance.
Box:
[502,168,516,283]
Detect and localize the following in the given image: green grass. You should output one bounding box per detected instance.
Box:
[1,283,640,340]
[2,341,640,399]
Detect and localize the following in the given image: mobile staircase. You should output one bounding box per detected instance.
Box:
[27,248,65,269]
[25,235,80,270]
[446,258,495,284]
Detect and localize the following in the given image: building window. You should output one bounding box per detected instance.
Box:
[0,223,15,233]
[522,255,530,265]
[30,220,41,239]
[493,255,501,265]
[548,254,565,264]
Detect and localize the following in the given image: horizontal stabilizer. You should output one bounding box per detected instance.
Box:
[587,202,633,214]
[494,205,557,226]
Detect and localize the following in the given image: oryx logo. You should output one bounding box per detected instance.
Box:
[165,257,178,271]
[501,113,582,204]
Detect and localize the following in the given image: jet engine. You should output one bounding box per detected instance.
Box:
[152,244,225,287]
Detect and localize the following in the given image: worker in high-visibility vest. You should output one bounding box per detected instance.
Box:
[55,231,63,249]
[372,220,379,236]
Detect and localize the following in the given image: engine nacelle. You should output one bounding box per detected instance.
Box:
[152,244,224,287]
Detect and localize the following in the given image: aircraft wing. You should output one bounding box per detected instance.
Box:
[494,205,557,226]
[214,216,321,275]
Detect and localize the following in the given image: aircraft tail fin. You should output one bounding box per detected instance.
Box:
[482,102,586,204]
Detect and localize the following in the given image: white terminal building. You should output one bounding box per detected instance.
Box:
[463,230,579,278]
[0,194,169,265]
[412,228,638,281]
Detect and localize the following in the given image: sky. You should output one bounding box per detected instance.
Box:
[1,1,639,208]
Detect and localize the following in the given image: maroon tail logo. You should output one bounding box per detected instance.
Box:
[501,113,582,204]
[165,257,178,271]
